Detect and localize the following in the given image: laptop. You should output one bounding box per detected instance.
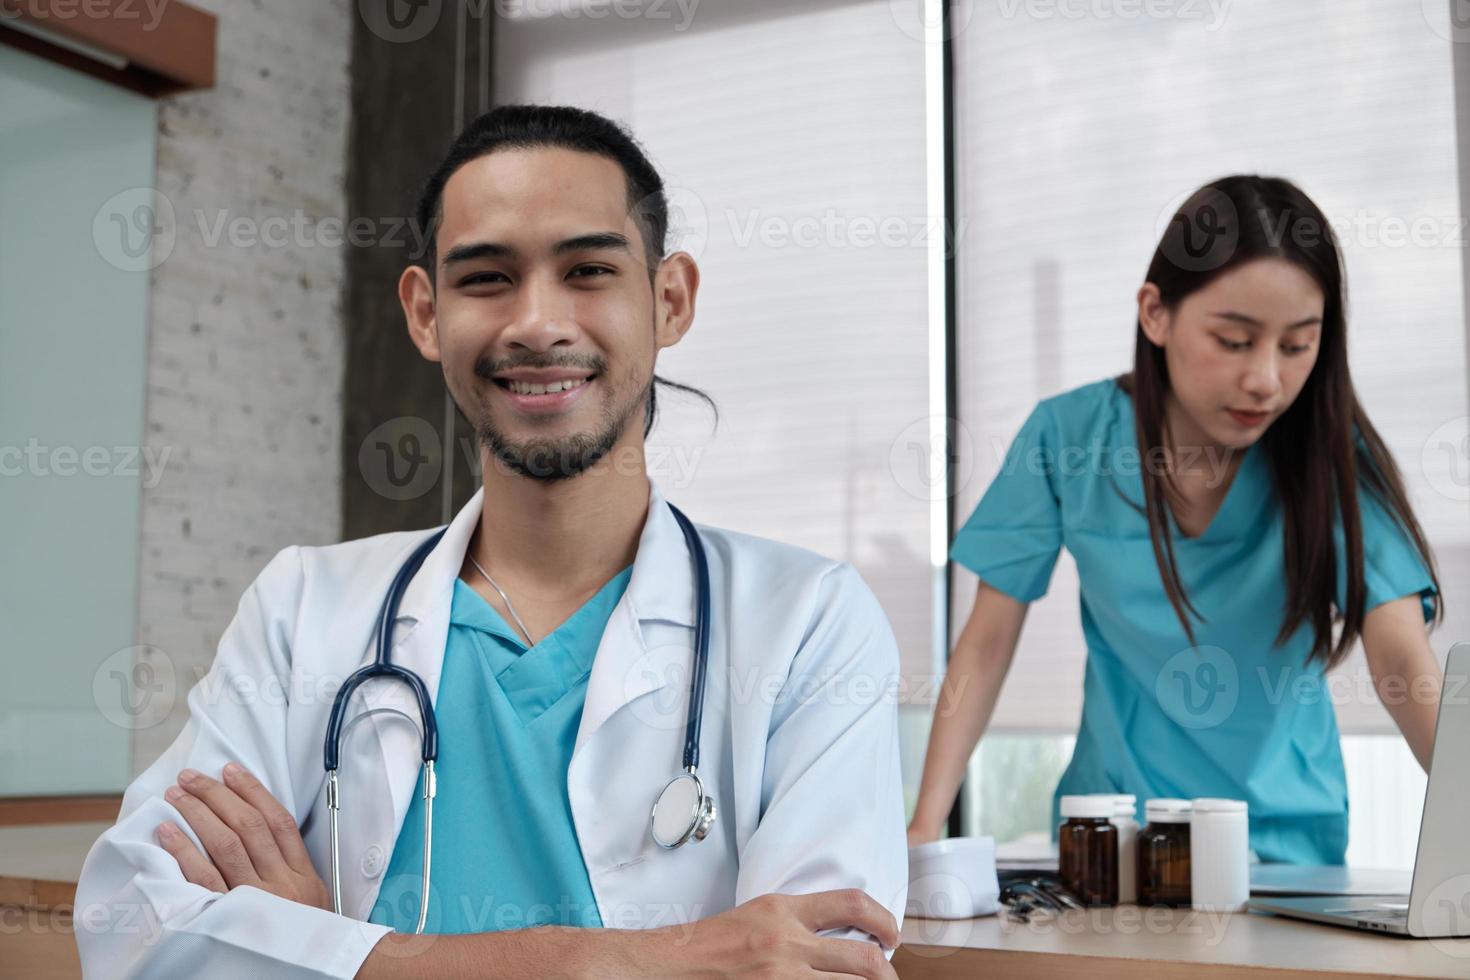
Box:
[1247,642,1470,937]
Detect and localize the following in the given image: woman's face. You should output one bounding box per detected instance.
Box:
[1138,257,1325,451]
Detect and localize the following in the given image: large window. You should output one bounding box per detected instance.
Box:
[950,0,1468,864]
[493,0,1469,863]
[0,45,157,794]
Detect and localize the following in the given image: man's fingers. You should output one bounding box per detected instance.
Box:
[807,936,899,980]
[175,768,290,880]
[793,890,900,950]
[155,821,227,893]
[221,763,314,876]
[164,783,265,890]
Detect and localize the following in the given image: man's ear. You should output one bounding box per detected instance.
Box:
[400,264,441,362]
[1136,282,1171,348]
[652,251,699,352]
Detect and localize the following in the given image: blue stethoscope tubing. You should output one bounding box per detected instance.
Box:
[322,503,714,932]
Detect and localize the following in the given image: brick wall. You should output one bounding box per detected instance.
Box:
[131,0,353,772]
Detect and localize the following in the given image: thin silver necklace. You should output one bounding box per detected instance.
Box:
[466,553,536,646]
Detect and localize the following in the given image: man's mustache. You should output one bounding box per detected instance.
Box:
[474,353,608,380]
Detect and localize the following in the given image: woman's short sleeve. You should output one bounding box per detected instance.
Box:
[1346,485,1438,623]
[950,402,1065,603]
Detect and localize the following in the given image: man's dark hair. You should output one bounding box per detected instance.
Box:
[414,103,714,438]
[415,103,668,277]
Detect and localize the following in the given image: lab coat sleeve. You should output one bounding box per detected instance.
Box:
[733,562,908,958]
[74,546,393,980]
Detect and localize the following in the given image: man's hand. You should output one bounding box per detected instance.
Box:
[155,762,332,912]
[614,889,902,979]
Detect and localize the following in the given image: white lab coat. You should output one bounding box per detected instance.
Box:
[75,481,908,978]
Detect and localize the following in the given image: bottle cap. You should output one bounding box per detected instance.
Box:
[1144,798,1192,823]
[1106,794,1137,817]
[1191,797,1248,814]
[1060,795,1115,819]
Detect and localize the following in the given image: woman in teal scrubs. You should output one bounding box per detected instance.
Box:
[907,175,1446,865]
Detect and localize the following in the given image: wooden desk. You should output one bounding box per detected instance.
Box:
[895,907,1470,979]
[0,822,106,980]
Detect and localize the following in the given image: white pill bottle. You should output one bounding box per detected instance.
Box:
[1190,798,1250,912]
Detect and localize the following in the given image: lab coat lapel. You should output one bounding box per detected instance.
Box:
[573,481,696,760]
[337,488,482,921]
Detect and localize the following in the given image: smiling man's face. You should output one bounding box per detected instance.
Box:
[403,146,683,481]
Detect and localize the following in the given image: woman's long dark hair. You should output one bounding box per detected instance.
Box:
[1123,175,1441,669]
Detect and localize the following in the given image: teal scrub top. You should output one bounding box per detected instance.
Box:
[951,378,1436,865]
[369,566,633,933]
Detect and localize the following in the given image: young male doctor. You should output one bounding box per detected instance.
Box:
[75,104,907,979]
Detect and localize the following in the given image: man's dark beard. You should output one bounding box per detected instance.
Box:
[475,365,648,483]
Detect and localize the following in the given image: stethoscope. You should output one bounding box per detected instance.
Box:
[322,502,715,933]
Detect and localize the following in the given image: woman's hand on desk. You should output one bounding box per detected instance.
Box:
[154,762,332,912]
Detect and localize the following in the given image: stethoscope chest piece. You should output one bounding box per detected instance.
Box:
[650,770,717,849]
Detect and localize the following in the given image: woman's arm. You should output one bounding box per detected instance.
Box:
[1360,594,1443,772]
[906,582,1029,844]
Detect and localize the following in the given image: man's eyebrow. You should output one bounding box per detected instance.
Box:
[1209,311,1323,329]
[440,233,632,270]
[553,232,632,256]
[442,241,514,268]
